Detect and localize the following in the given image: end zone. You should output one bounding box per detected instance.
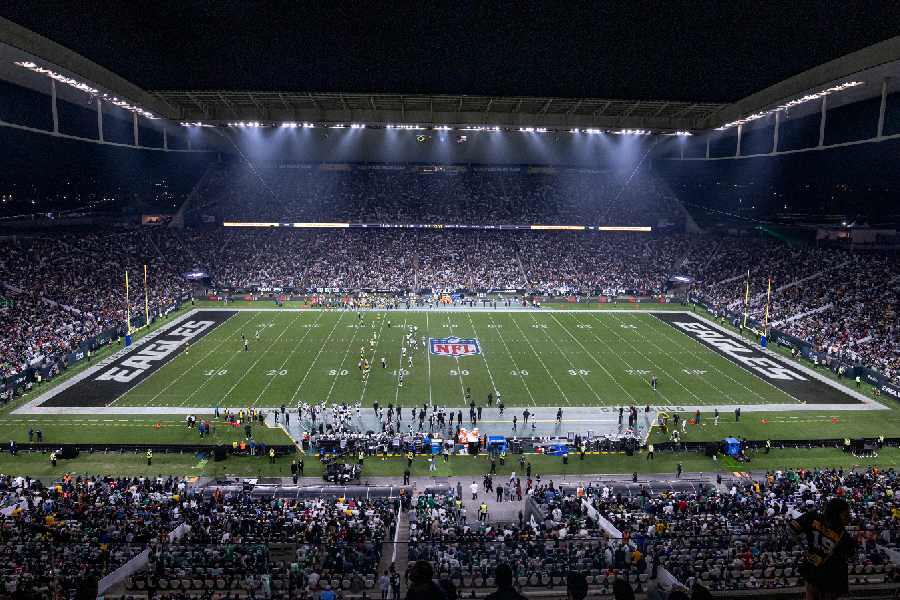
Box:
[19,310,238,412]
[653,312,885,410]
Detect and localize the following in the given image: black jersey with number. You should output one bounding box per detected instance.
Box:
[789,511,856,592]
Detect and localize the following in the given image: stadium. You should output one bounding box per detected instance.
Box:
[1,6,900,599]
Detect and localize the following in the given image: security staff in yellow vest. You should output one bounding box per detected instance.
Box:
[147,450,153,466]
[499,451,505,466]
[844,438,851,453]
[765,440,771,454]
[580,444,586,460]
[358,450,364,466]
[646,444,654,460]
[50,451,56,467]
[407,451,413,467]
[878,435,885,449]
[269,448,275,463]
[856,375,861,388]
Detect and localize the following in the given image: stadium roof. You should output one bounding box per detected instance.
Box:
[2,14,900,138]
[151,91,728,132]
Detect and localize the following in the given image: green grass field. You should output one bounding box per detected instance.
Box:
[112,309,798,410]
[6,304,894,478]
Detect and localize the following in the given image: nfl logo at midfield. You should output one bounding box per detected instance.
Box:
[430,337,481,357]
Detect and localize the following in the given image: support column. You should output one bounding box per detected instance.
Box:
[705,136,710,159]
[96,97,104,142]
[877,78,888,139]
[50,79,58,134]
[735,123,742,157]
[133,113,139,146]
[772,111,780,154]
[818,95,827,147]
[163,129,168,150]
[187,136,192,151]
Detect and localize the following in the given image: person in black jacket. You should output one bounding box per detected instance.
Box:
[789,497,856,600]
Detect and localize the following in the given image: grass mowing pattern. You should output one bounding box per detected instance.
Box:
[114,310,800,410]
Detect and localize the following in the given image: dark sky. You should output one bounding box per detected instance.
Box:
[3,2,900,103]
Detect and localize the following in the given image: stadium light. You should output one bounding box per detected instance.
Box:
[584,128,603,134]
[14,61,158,119]
[350,124,365,129]
[612,129,650,135]
[435,126,453,130]
[715,81,864,130]
[519,127,535,132]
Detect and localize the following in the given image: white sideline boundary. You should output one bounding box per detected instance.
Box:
[686,311,888,411]
[13,309,205,414]
[12,309,886,415]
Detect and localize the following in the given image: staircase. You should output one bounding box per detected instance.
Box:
[376,508,409,595]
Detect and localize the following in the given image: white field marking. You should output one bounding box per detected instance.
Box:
[327,313,380,405]
[289,311,349,406]
[253,311,325,405]
[527,313,602,403]
[504,313,571,405]
[485,313,537,407]
[394,317,408,404]
[468,313,499,402]
[652,312,843,407]
[589,312,712,406]
[109,310,249,408]
[426,312,432,406]
[217,312,304,405]
[552,313,641,406]
[178,312,279,407]
[447,315,468,402]
[137,311,258,407]
[357,313,388,404]
[638,313,773,405]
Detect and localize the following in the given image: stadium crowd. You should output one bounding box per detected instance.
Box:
[0,471,393,600]
[187,164,687,226]
[0,229,191,380]
[685,236,900,382]
[400,465,900,595]
[2,167,899,390]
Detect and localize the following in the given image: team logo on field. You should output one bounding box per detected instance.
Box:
[430,337,481,357]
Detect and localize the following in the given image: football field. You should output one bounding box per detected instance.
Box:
[30,308,871,422]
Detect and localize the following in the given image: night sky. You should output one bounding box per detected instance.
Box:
[3,2,900,102]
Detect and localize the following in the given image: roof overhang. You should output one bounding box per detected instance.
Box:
[0,15,178,121]
[150,91,726,133]
[701,35,900,131]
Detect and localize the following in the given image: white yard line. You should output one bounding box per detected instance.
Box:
[324,313,371,404]
[426,312,432,406]
[485,313,537,406]
[467,313,498,397]
[357,314,388,404]
[23,309,213,410]
[116,312,249,409]
[589,313,717,406]
[505,313,571,405]
[177,312,278,407]
[139,311,256,407]
[216,312,302,406]
[551,313,641,406]
[253,311,325,405]
[290,312,349,407]
[527,313,602,403]
[393,317,408,404]
[637,313,773,405]
[447,314,468,401]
